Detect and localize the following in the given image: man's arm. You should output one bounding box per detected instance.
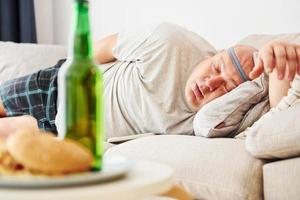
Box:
[249,41,300,107]
[94,33,118,64]
[0,98,6,117]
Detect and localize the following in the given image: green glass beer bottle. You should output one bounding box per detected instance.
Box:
[58,0,103,170]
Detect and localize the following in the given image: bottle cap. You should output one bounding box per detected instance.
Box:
[76,0,88,2]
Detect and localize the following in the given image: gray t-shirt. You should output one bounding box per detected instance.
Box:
[56,23,216,139]
[102,23,216,138]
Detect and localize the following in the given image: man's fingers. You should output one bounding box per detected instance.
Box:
[286,46,297,80]
[257,42,300,80]
[273,45,287,80]
[249,57,264,79]
[261,45,275,73]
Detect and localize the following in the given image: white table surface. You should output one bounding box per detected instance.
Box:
[0,160,174,200]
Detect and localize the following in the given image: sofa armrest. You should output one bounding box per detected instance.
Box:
[246,103,300,160]
[0,41,67,83]
[263,157,300,200]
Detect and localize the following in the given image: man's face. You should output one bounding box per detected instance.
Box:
[185,48,254,111]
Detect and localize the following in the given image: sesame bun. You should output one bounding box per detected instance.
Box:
[6,129,93,174]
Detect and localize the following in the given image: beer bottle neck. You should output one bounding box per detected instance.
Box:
[70,0,93,61]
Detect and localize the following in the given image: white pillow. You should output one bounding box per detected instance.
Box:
[193,74,269,138]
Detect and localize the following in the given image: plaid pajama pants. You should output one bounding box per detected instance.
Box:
[0,59,66,133]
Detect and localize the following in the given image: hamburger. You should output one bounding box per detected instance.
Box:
[0,129,93,176]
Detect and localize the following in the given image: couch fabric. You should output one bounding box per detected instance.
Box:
[0,41,66,84]
[106,135,264,200]
[246,103,300,160]
[263,157,300,200]
[237,33,300,49]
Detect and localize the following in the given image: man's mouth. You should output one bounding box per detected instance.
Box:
[192,83,203,99]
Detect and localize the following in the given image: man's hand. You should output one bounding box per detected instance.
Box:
[249,41,300,80]
[0,116,38,140]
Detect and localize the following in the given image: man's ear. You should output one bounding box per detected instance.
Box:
[214,49,226,57]
[204,51,218,59]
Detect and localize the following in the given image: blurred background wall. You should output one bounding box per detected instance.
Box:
[34,0,300,48]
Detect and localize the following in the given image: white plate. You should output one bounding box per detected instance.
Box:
[0,156,132,188]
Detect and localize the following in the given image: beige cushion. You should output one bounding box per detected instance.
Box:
[263,158,300,200]
[0,41,66,84]
[193,74,268,138]
[237,33,300,49]
[105,135,264,200]
[246,103,300,159]
[237,33,300,158]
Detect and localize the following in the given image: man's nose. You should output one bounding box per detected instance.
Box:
[205,76,225,91]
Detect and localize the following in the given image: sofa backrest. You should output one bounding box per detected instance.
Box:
[237,33,300,49]
[0,42,67,84]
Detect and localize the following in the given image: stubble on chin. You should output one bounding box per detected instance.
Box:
[186,94,203,112]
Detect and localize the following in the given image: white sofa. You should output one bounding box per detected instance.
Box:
[0,35,300,200]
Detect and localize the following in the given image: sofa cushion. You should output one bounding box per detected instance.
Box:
[0,41,66,84]
[193,73,269,138]
[246,103,300,159]
[263,158,300,200]
[105,135,264,200]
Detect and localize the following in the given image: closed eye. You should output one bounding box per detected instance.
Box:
[224,79,237,92]
[223,84,229,93]
[212,63,221,74]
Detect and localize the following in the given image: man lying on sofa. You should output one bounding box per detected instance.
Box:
[0,23,299,139]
